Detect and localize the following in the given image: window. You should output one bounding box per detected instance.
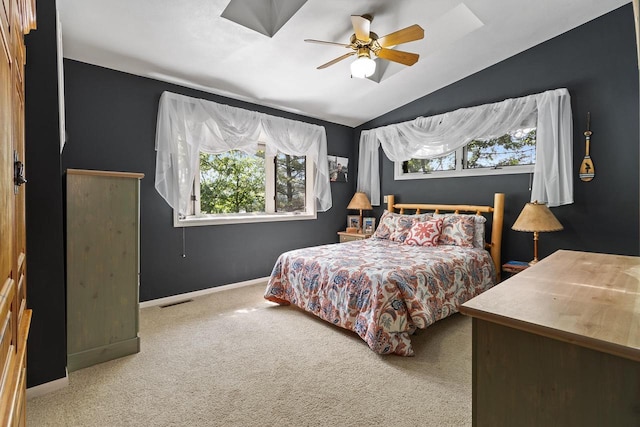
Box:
[199,150,266,215]
[396,128,536,180]
[274,152,307,212]
[402,152,456,173]
[176,144,315,226]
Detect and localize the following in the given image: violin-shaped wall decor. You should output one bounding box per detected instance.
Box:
[579,112,595,182]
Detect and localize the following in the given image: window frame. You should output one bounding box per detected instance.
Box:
[174,149,316,227]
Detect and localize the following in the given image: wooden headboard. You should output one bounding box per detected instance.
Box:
[387,193,505,281]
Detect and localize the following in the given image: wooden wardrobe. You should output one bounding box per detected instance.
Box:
[0,0,35,425]
[66,169,144,372]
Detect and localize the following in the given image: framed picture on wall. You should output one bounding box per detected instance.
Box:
[328,155,349,182]
[363,217,376,234]
[347,215,360,230]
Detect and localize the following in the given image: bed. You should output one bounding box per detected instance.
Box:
[264,193,505,356]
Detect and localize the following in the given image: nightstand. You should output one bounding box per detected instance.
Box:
[502,260,530,275]
[337,231,371,243]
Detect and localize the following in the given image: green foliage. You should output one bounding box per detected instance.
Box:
[275,154,306,212]
[404,152,456,173]
[466,128,536,168]
[199,150,266,214]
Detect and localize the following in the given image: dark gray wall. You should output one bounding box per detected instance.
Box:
[61,61,355,302]
[24,0,67,388]
[357,4,639,263]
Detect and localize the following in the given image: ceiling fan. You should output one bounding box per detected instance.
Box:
[305,14,424,78]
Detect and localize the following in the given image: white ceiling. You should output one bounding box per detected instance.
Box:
[57,0,629,127]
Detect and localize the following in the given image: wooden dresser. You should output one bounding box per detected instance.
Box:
[460,250,640,426]
[0,0,35,425]
[66,169,144,371]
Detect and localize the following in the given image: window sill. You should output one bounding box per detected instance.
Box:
[394,164,534,180]
[174,211,317,227]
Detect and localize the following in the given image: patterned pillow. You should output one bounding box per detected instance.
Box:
[438,215,476,247]
[434,213,486,248]
[389,215,418,243]
[371,211,395,240]
[372,211,433,242]
[404,218,444,247]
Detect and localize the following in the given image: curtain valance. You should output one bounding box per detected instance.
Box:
[357,88,573,207]
[155,91,332,215]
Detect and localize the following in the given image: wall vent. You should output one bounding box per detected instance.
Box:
[159,299,193,308]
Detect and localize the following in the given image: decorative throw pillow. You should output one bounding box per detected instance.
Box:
[404,218,444,247]
[438,215,476,247]
[434,213,486,248]
[371,210,396,240]
[372,211,433,242]
[389,215,418,243]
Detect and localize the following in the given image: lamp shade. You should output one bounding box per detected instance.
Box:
[347,192,372,210]
[512,201,563,232]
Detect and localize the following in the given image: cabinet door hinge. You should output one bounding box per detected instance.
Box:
[14,150,27,193]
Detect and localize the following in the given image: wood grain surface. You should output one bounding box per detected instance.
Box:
[461,249,640,362]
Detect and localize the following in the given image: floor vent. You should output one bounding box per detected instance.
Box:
[159,299,193,308]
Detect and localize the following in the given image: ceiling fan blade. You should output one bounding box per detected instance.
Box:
[317,52,356,69]
[304,39,351,48]
[375,48,419,66]
[377,24,424,48]
[351,15,371,42]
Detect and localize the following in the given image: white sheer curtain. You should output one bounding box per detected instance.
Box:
[356,130,381,207]
[155,91,332,215]
[357,88,573,207]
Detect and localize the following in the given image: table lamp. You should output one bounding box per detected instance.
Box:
[347,192,372,233]
[512,201,563,265]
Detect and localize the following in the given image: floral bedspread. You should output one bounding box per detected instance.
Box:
[264,238,496,356]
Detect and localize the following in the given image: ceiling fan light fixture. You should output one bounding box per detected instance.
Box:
[351,50,376,78]
[306,16,423,77]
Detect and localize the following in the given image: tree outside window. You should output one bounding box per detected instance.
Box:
[199,150,266,214]
[275,154,306,212]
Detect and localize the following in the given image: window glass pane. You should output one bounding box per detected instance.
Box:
[402,152,456,173]
[275,154,306,212]
[199,150,266,214]
[466,128,536,169]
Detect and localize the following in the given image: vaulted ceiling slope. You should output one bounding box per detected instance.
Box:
[58,0,629,127]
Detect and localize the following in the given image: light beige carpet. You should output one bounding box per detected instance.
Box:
[27,283,473,426]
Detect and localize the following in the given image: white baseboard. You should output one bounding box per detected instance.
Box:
[27,371,69,400]
[139,277,269,309]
